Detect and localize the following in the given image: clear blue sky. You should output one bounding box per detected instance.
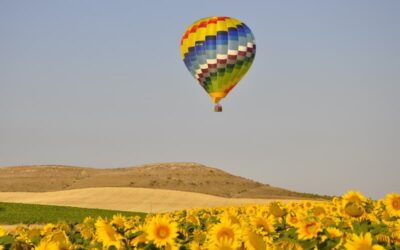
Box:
[1,1,399,199]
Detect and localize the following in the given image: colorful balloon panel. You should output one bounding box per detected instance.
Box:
[180,16,256,104]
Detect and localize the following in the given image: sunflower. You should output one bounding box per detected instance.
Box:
[328,204,340,215]
[243,229,266,250]
[332,197,341,205]
[41,224,56,235]
[245,206,257,216]
[344,202,365,218]
[287,201,298,210]
[296,220,322,240]
[342,191,366,205]
[83,216,94,224]
[192,229,205,243]
[15,231,30,245]
[146,215,178,249]
[344,233,385,250]
[95,218,122,249]
[187,214,200,225]
[272,240,304,250]
[112,214,126,228]
[27,228,41,239]
[209,217,242,249]
[286,212,301,227]
[321,216,337,227]
[42,230,72,250]
[208,237,237,250]
[53,230,72,249]
[220,212,240,226]
[35,239,59,250]
[326,227,343,238]
[252,214,275,235]
[124,219,138,230]
[312,205,327,217]
[129,224,147,248]
[188,241,202,250]
[375,234,391,245]
[303,201,314,210]
[76,223,93,240]
[0,227,6,237]
[393,222,400,242]
[385,193,400,217]
[269,202,287,217]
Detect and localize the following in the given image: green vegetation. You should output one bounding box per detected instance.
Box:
[0,202,145,224]
[291,192,334,200]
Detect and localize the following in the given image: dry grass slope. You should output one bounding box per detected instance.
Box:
[0,162,324,199]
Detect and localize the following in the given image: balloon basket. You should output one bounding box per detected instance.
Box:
[214,104,222,112]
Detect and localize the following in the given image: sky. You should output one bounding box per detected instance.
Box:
[0,1,399,199]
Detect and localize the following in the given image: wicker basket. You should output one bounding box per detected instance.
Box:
[214,104,223,112]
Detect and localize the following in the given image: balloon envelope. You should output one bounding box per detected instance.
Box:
[180,16,256,105]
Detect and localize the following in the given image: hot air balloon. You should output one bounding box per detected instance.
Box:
[180,16,256,112]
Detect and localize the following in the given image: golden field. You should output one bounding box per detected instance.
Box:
[0,187,289,213]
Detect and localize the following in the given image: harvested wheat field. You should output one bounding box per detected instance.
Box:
[0,187,290,213]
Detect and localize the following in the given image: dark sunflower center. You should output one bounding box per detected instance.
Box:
[393,199,400,210]
[357,243,374,250]
[305,222,317,234]
[217,228,234,240]
[156,225,170,239]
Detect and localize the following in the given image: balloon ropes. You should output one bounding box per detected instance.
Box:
[180,16,256,112]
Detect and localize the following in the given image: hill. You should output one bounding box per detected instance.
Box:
[0,162,323,199]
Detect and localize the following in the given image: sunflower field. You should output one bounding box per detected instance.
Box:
[0,191,399,250]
